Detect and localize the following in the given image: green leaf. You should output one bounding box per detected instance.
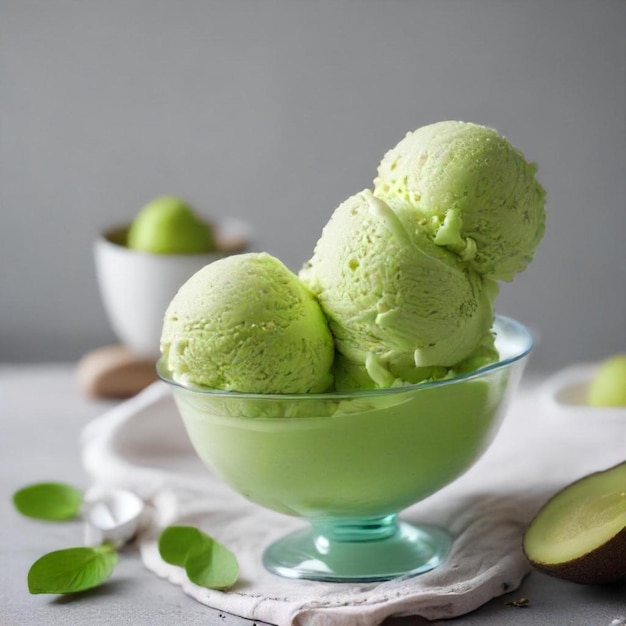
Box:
[158,525,206,566]
[13,482,83,521]
[186,538,239,590]
[158,525,239,590]
[28,544,118,594]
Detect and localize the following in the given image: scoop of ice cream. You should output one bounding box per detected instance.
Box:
[373,121,546,281]
[161,252,334,393]
[300,190,498,390]
[127,196,215,254]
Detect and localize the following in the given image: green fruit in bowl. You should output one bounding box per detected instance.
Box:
[127,196,216,254]
[587,354,626,407]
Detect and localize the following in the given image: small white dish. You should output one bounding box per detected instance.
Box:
[82,488,146,548]
[541,362,626,421]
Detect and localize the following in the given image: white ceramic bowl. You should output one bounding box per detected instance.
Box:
[540,362,626,421]
[95,218,251,358]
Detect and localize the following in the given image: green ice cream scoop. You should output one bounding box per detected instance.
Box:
[127,196,215,254]
[373,121,546,281]
[300,190,498,390]
[161,252,335,393]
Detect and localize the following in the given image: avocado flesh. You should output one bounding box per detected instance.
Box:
[523,461,626,584]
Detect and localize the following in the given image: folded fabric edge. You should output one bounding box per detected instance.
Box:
[137,526,531,626]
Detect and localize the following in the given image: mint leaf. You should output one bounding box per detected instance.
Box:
[158,525,239,590]
[185,538,239,589]
[158,525,206,566]
[13,482,83,521]
[28,544,118,594]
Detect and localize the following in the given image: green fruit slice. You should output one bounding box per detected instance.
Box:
[127,196,215,254]
[523,461,626,584]
[588,354,626,407]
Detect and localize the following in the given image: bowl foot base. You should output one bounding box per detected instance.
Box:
[262,515,452,582]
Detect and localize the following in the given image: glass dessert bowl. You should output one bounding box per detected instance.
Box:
[157,316,533,582]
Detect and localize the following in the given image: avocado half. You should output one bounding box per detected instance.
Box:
[522,461,626,585]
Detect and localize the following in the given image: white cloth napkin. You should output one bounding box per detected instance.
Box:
[81,376,626,626]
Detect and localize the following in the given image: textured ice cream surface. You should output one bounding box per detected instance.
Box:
[373,121,546,281]
[161,252,334,393]
[300,190,498,390]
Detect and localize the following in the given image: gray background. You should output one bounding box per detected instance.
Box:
[1,0,625,371]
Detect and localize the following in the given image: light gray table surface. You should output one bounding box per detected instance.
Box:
[1,364,624,626]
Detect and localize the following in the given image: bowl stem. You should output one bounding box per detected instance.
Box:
[263,514,452,582]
